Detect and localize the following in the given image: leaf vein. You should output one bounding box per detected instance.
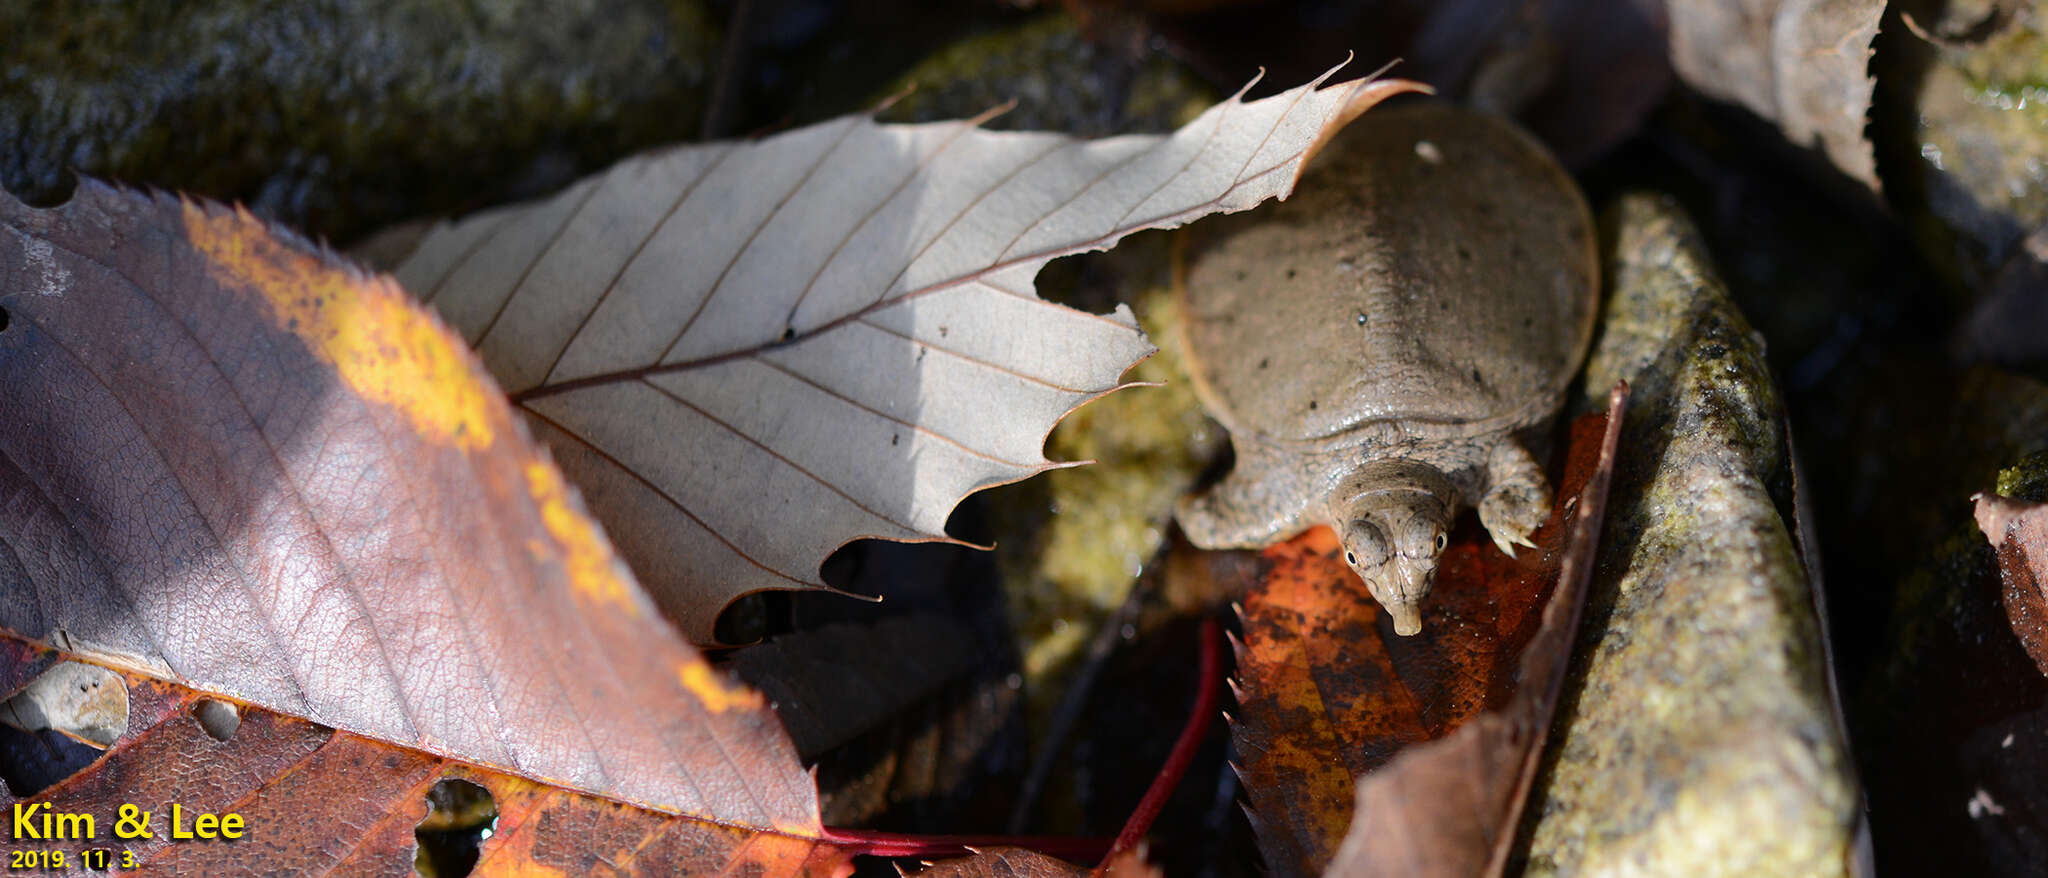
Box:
[659,118,867,363]
[636,377,923,536]
[538,143,740,387]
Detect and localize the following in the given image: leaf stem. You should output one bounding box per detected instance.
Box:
[819,616,1223,870]
[1097,616,1224,873]
[818,826,1110,862]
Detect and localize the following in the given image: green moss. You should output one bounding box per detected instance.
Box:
[1996,449,2048,501]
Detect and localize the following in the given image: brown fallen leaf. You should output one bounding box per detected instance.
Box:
[1229,385,1625,877]
[0,637,853,876]
[0,184,837,870]
[366,66,1427,642]
[1974,491,2048,678]
[1665,0,1884,190]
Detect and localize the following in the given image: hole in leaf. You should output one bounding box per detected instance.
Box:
[16,169,78,209]
[191,699,239,742]
[0,662,128,795]
[414,779,497,878]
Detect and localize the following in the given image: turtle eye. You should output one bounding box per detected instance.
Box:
[1434,534,1447,552]
[1343,520,1390,568]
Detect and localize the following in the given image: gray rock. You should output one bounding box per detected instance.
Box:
[1523,194,1863,876]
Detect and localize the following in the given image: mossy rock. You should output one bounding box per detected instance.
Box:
[1526,194,1862,876]
[1,0,716,242]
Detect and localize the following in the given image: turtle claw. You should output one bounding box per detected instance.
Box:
[1479,488,1546,558]
[1480,440,1551,559]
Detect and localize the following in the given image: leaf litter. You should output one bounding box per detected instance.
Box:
[0,64,1438,875]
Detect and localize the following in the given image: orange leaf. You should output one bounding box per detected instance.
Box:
[1231,386,1626,876]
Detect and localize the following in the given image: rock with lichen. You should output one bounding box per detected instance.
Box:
[1524,194,1863,876]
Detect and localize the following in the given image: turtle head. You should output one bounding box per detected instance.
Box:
[1336,462,1458,636]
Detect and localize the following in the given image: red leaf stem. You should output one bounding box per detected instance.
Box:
[818,827,1111,862]
[1097,617,1224,873]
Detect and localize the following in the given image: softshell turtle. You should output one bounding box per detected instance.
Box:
[1175,101,1598,636]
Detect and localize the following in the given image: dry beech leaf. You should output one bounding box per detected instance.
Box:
[1230,385,1626,877]
[1666,0,1884,190]
[371,66,1427,642]
[0,185,841,872]
[1974,491,2048,678]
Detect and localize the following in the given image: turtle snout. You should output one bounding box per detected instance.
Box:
[1366,554,1439,637]
[1386,600,1424,637]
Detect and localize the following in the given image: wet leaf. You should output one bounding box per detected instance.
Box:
[1229,386,1626,876]
[367,66,1426,642]
[0,184,836,868]
[1666,0,1884,190]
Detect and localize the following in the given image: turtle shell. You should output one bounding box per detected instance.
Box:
[1178,102,1597,448]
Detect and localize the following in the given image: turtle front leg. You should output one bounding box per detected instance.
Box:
[1478,438,1550,557]
[1176,448,1314,549]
